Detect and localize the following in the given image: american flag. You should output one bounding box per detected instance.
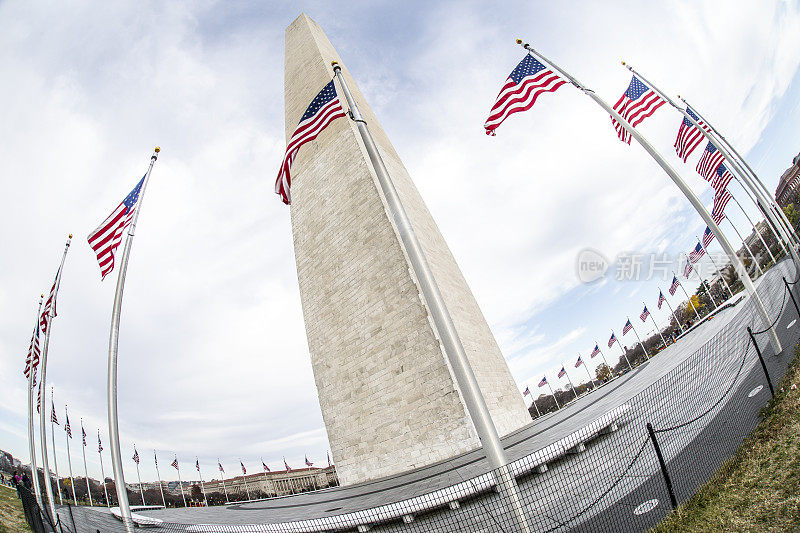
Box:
[611,75,665,144]
[284,458,292,472]
[538,376,548,387]
[87,176,145,280]
[218,461,224,473]
[171,457,179,470]
[575,356,583,368]
[674,107,710,161]
[523,386,531,396]
[483,54,566,136]
[81,423,87,447]
[670,275,680,295]
[696,141,725,180]
[36,384,41,413]
[608,332,617,348]
[40,265,64,335]
[557,366,566,378]
[689,242,705,263]
[590,344,600,358]
[684,261,694,278]
[712,190,732,222]
[133,448,139,464]
[154,451,158,466]
[51,400,59,425]
[98,432,103,453]
[275,80,346,205]
[658,290,667,309]
[262,460,270,473]
[711,163,734,196]
[702,226,715,248]
[24,320,41,378]
[241,461,246,475]
[305,455,313,467]
[65,412,72,438]
[623,319,633,335]
[196,458,200,472]
[640,306,650,322]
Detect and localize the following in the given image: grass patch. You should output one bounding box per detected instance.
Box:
[0,484,29,533]
[652,342,800,532]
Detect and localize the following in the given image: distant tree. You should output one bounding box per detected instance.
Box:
[190,484,203,501]
[686,294,701,314]
[595,363,611,382]
[784,203,799,228]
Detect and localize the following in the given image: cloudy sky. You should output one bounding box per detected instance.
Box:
[1,0,799,484]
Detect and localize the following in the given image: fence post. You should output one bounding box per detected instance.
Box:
[747,327,775,398]
[646,423,678,510]
[784,277,800,318]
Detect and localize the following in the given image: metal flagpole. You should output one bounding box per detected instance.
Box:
[526,385,541,417]
[729,176,788,257]
[107,148,159,531]
[690,258,719,309]
[218,461,229,503]
[662,291,683,334]
[134,449,145,506]
[675,271,702,322]
[175,459,187,507]
[698,236,734,299]
[38,237,71,521]
[561,363,579,399]
[331,62,531,531]
[64,407,77,504]
[262,461,271,497]
[196,459,208,506]
[731,194,777,266]
[624,62,799,260]
[98,433,109,507]
[27,296,44,509]
[678,95,800,252]
[579,355,596,388]
[595,342,613,378]
[80,420,93,507]
[154,451,165,508]
[240,461,251,501]
[614,334,633,370]
[724,216,763,277]
[546,381,561,409]
[646,305,668,349]
[517,44,781,352]
[50,392,63,506]
[628,318,649,359]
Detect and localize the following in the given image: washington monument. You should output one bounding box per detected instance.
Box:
[284,14,530,485]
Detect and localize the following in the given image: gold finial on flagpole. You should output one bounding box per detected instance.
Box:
[154,147,160,153]
[621,61,626,66]
[516,38,522,44]
[68,234,72,239]
[331,60,338,67]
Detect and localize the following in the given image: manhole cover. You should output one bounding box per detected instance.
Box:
[788,319,796,329]
[748,385,764,398]
[633,498,659,515]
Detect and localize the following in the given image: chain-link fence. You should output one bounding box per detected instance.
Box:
[18,261,800,532]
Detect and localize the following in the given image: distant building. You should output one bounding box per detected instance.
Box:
[775,152,800,208]
[201,466,337,498]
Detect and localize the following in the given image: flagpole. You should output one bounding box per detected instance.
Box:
[134,449,145,506]
[614,334,633,370]
[698,235,735,299]
[663,291,683,334]
[64,407,77,504]
[50,393,63,506]
[27,296,44,509]
[675,271,702,322]
[38,236,71,521]
[731,194,777,266]
[561,363,579,399]
[154,452,165,508]
[240,461,251,501]
[98,432,109,507]
[107,148,159,531]
[261,460,270,497]
[526,385,541,417]
[79,420,93,507]
[628,318,649,359]
[595,342,613,378]
[218,460,229,503]
[622,62,799,264]
[691,258,719,309]
[679,96,800,249]
[331,62,531,532]
[724,216,763,278]
[546,381,561,409]
[196,460,208,506]
[646,304,668,349]
[729,174,788,258]
[175,459,186,507]
[517,42,780,353]
[579,354,596,388]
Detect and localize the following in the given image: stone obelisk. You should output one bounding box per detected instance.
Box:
[285,14,530,485]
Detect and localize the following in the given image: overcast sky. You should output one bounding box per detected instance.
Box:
[1,0,799,484]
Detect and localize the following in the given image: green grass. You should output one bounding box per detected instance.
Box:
[0,484,29,533]
[652,343,800,532]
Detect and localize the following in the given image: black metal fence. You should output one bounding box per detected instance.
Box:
[18,262,800,532]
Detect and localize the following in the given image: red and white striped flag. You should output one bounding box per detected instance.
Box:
[623,319,633,335]
[24,320,41,379]
[284,458,292,472]
[611,75,665,144]
[696,141,724,180]
[218,460,224,473]
[674,107,710,162]
[262,460,270,473]
[658,290,667,310]
[51,400,59,425]
[241,461,247,475]
[640,306,650,322]
[81,423,87,447]
[87,176,145,280]
[133,447,140,464]
[171,457,179,470]
[711,163,733,196]
[275,80,346,205]
[40,265,64,335]
[65,412,72,438]
[684,261,694,278]
[712,190,732,223]
[483,54,566,136]
[98,431,103,453]
[305,455,313,467]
